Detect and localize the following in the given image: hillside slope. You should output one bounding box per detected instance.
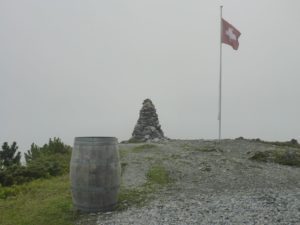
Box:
[78,139,300,225]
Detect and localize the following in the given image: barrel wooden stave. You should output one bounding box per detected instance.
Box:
[70,137,121,212]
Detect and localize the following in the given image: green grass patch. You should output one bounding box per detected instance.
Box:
[193,147,217,152]
[181,144,217,153]
[0,178,50,199]
[116,185,153,210]
[250,149,300,167]
[132,144,157,153]
[170,154,181,160]
[0,175,77,225]
[117,164,171,210]
[146,165,171,185]
[181,143,190,151]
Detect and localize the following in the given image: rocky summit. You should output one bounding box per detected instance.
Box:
[76,139,300,225]
[130,99,165,142]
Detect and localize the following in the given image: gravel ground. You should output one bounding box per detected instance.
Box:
[77,139,300,225]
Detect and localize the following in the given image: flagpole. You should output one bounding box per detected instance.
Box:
[218,6,223,142]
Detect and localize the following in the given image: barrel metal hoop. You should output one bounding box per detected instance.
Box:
[71,185,120,192]
[74,142,117,147]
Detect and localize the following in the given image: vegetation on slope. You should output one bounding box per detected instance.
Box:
[1,137,299,225]
[0,138,71,187]
[0,175,76,225]
[0,138,75,225]
[236,137,300,149]
[117,164,172,210]
[250,148,300,167]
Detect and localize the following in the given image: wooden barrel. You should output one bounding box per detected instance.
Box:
[70,137,121,212]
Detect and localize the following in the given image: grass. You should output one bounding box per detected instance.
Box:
[236,137,300,149]
[250,149,300,167]
[132,144,157,152]
[247,138,300,148]
[0,175,76,225]
[0,179,56,199]
[116,164,171,210]
[132,144,157,153]
[117,143,167,210]
[0,163,170,224]
[266,140,300,148]
[116,186,152,210]
[0,143,168,224]
[181,144,217,153]
[193,147,217,152]
[181,143,190,150]
[146,164,171,185]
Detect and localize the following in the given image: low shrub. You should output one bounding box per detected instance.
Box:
[0,138,71,187]
[0,165,33,186]
[0,142,21,169]
[250,149,300,167]
[251,138,300,148]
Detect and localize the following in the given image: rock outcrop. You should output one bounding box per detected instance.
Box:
[130,99,165,142]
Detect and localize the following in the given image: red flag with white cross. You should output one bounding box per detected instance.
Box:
[222,18,241,50]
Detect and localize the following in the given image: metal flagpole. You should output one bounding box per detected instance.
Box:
[218,6,223,142]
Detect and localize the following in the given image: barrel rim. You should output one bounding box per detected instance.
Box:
[74,137,118,142]
[75,136,116,139]
[74,137,118,145]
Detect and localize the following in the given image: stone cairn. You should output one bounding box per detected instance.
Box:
[129,99,165,142]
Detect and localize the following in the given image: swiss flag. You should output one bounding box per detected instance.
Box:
[222,18,241,50]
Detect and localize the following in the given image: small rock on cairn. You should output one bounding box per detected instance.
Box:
[129,99,165,142]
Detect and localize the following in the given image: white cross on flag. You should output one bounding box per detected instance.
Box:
[222,18,241,50]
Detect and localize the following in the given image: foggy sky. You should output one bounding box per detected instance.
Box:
[1,0,300,153]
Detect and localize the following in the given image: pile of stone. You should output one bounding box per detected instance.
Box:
[129,99,165,142]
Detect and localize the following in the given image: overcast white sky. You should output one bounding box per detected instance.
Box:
[1,0,300,153]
